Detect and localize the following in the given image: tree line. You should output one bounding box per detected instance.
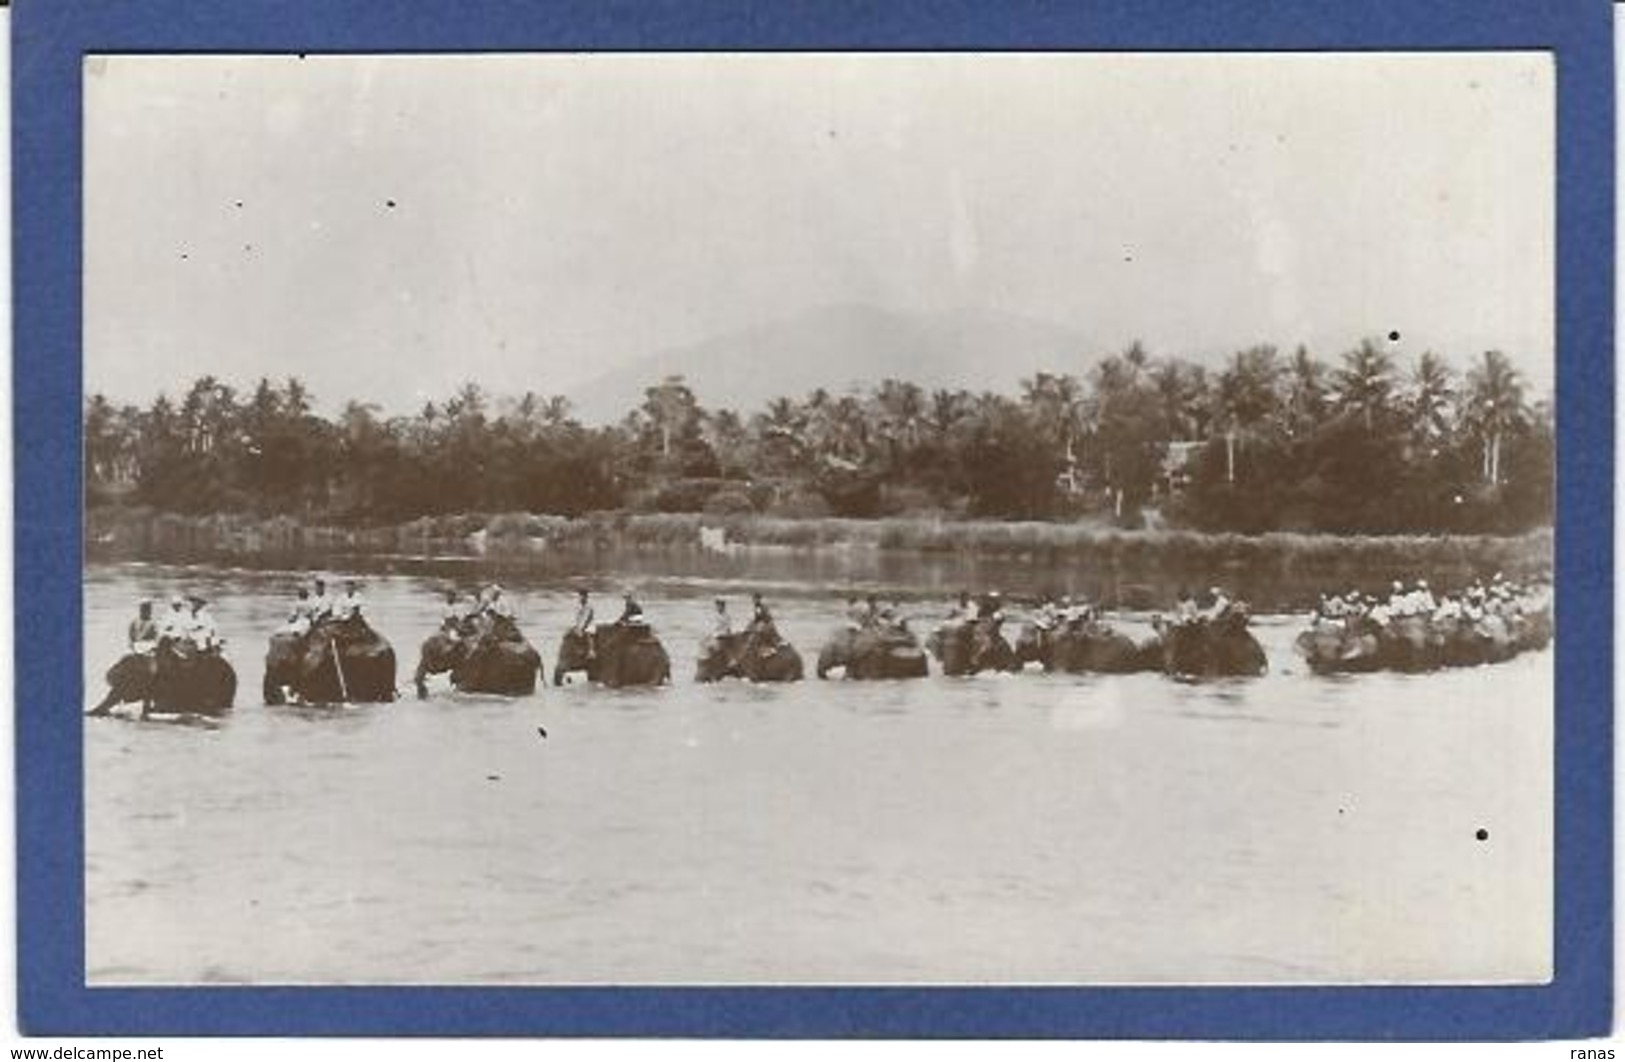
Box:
[84,338,1553,535]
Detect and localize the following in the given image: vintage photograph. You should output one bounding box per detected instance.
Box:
[81,52,1553,985]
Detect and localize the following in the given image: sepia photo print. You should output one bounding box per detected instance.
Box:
[81,51,1554,987]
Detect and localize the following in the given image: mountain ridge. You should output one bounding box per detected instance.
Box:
[566,303,1101,424]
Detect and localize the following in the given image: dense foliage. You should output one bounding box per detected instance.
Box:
[84,339,1553,534]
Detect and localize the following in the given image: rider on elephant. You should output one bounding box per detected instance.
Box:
[748,593,782,649]
[158,595,190,645]
[90,600,238,718]
[614,591,650,633]
[129,600,160,656]
[285,587,316,636]
[1033,595,1059,631]
[333,580,365,622]
[311,579,377,650]
[570,586,596,650]
[441,589,471,635]
[1172,587,1198,625]
[874,602,919,648]
[125,600,161,698]
[702,597,733,656]
[698,596,769,680]
[844,596,867,630]
[185,595,220,653]
[1412,579,1438,614]
[476,585,521,637]
[476,584,512,619]
[309,579,334,625]
[571,589,595,629]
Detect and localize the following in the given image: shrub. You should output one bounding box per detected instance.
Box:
[879,485,945,519]
[634,477,750,513]
[703,487,758,517]
[765,489,832,520]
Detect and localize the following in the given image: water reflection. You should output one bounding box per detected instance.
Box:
[89,538,1531,615]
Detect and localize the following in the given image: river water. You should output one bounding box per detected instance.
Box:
[84,560,1551,985]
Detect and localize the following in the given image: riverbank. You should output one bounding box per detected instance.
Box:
[87,505,1553,592]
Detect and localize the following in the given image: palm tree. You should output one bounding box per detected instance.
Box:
[129,394,181,500]
[827,393,869,463]
[339,399,383,448]
[1094,346,1146,399]
[801,387,835,457]
[503,391,543,441]
[281,377,313,419]
[927,388,972,440]
[245,377,283,428]
[1406,351,1456,449]
[749,396,806,476]
[760,396,803,438]
[1020,371,1085,479]
[1282,345,1329,439]
[641,375,698,458]
[178,376,238,456]
[703,407,750,476]
[870,378,926,455]
[1149,359,1211,442]
[541,395,575,428]
[1086,348,1163,509]
[1332,338,1397,432]
[1462,350,1528,486]
[1213,345,1283,482]
[1123,339,1150,374]
[85,394,119,485]
[445,381,488,425]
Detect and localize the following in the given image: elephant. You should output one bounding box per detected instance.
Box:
[414,617,541,697]
[815,624,930,680]
[1511,606,1553,653]
[1433,615,1520,668]
[553,629,594,686]
[1297,609,1543,676]
[414,630,466,694]
[1157,612,1268,678]
[1379,614,1437,673]
[695,628,805,683]
[1294,622,1383,675]
[553,622,671,688]
[263,620,398,705]
[1475,613,1519,664]
[1012,620,1155,674]
[1061,623,1154,673]
[1013,622,1047,669]
[694,635,735,682]
[87,644,236,718]
[928,618,1020,676]
[1041,621,1155,674]
[1128,633,1172,673]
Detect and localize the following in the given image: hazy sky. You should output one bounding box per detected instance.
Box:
[85,51,1554,414]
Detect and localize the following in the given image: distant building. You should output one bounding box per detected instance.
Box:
[1054,439,1084,495]
[1158,440,1203,496]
